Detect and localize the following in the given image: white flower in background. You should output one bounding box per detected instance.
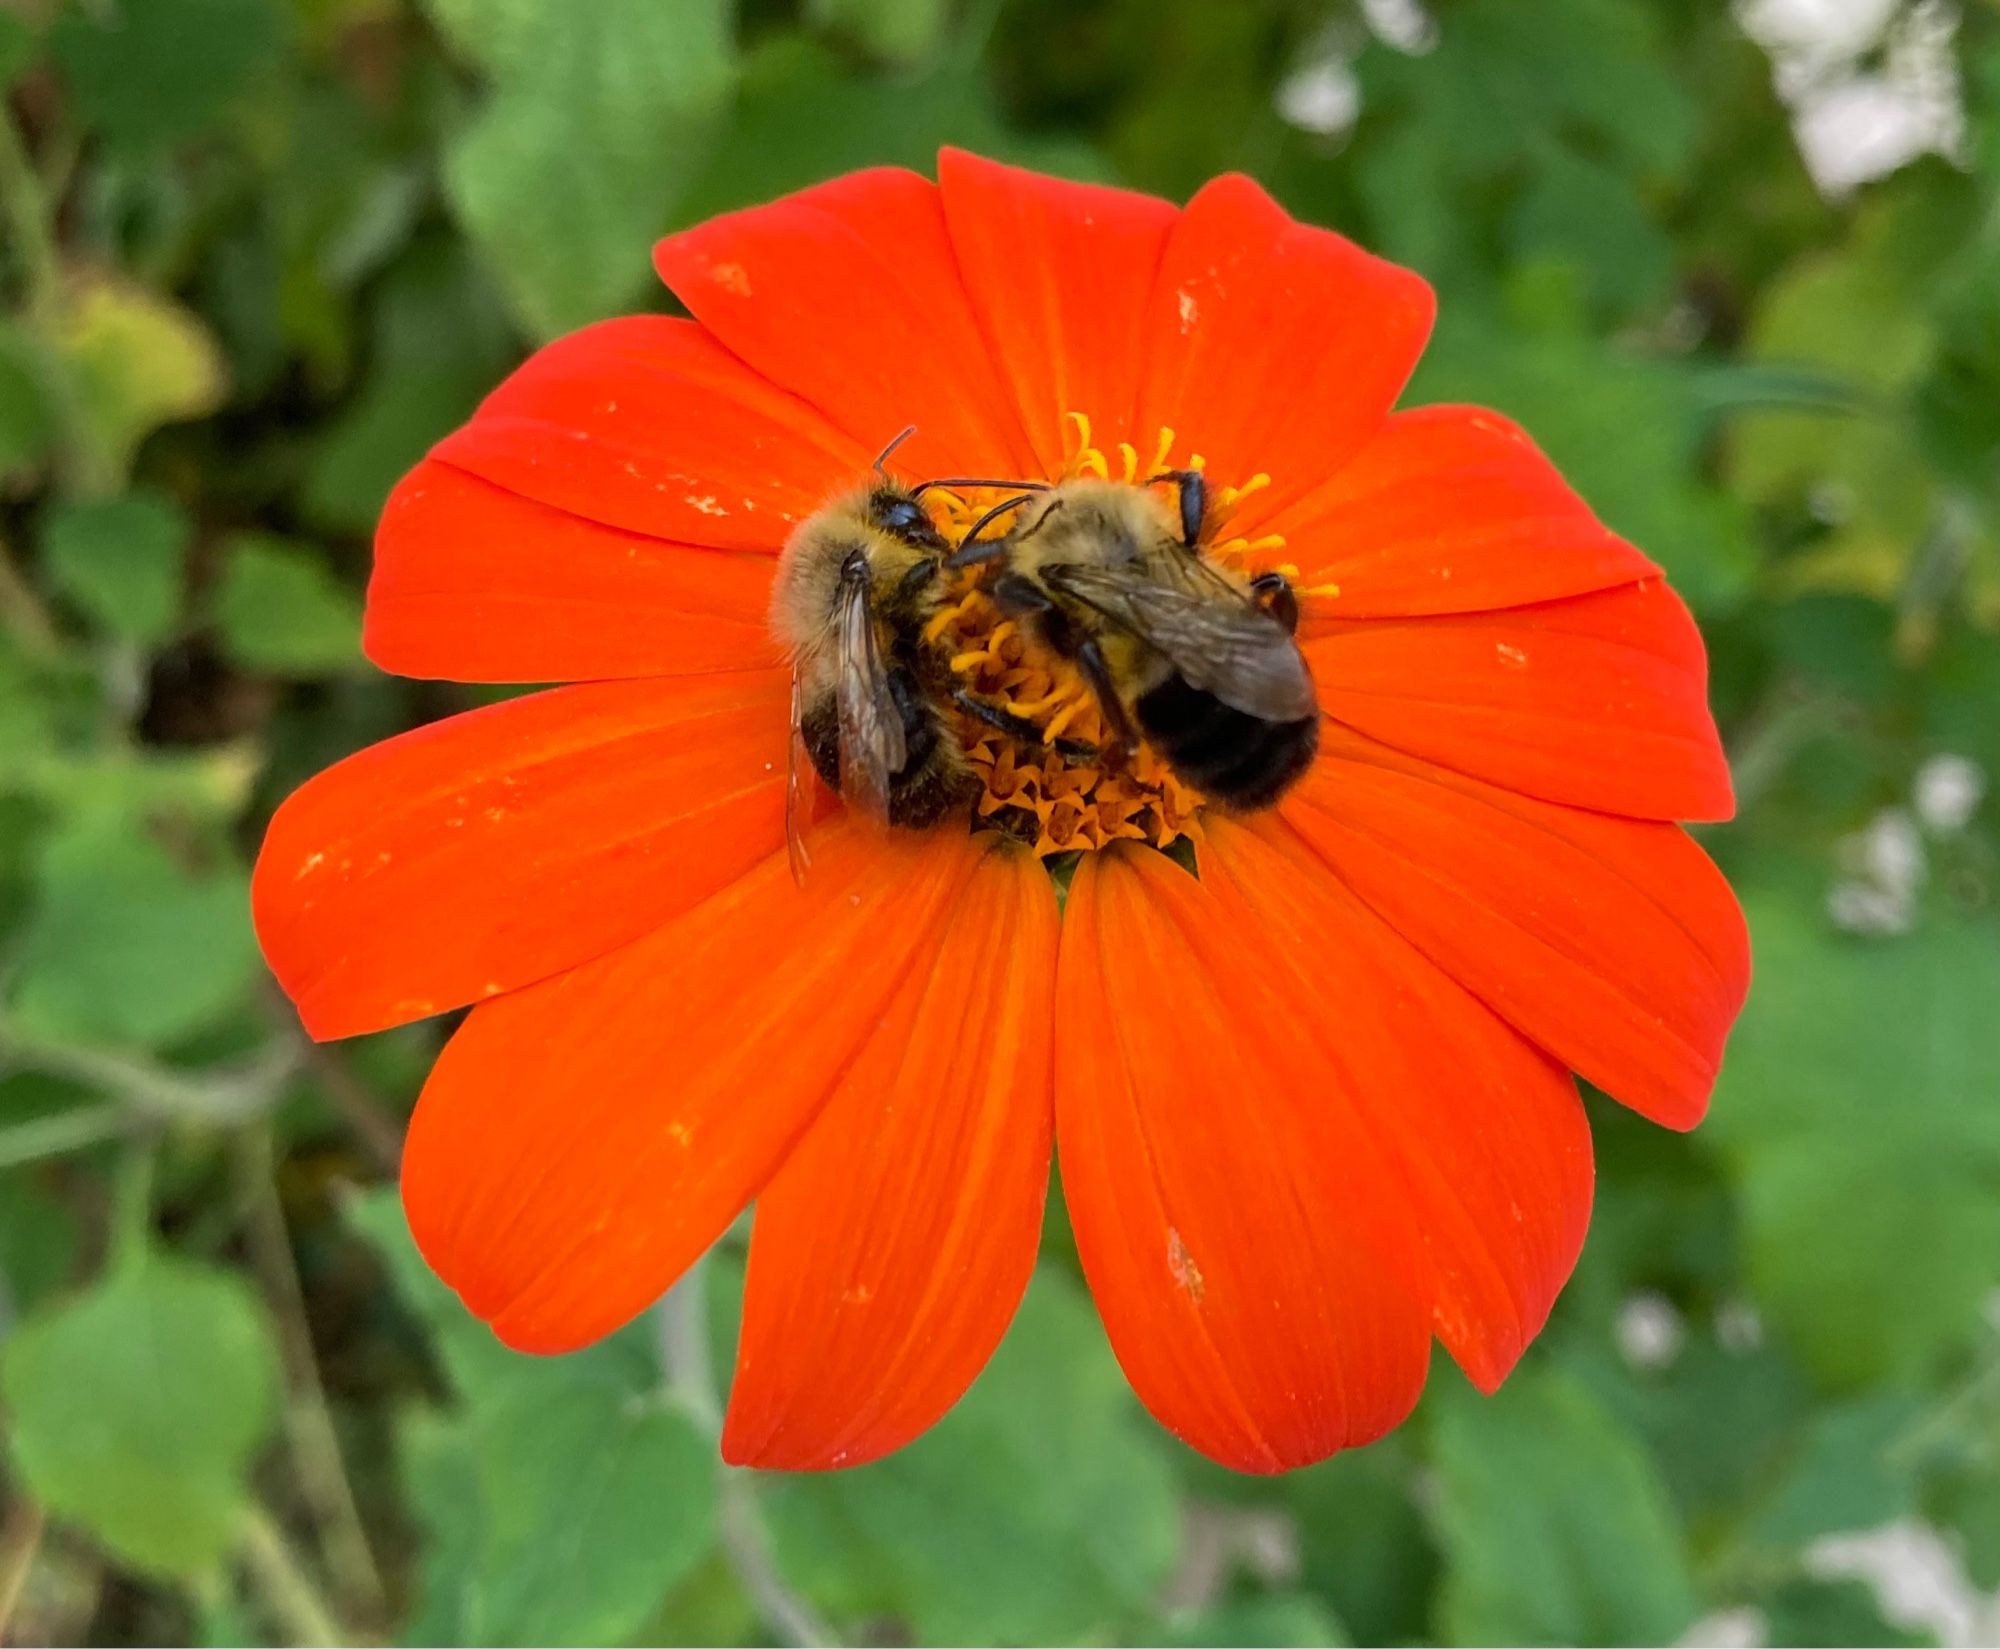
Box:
[1828,806,1927,934]
[1360,0,1437,54]
[1617,1291,1687,1370]
[1736,0,1967,194]
[1913,753,1986,834]
[1276,54,1361,136]
[1273,0,1434,138]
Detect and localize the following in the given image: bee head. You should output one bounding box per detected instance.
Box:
[865,483,947,550]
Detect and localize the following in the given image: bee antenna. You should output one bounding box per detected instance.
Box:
[873,425,919,474]
[946,493,1038,568]
[910,476,1051,500]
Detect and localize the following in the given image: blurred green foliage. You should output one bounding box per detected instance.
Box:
[1,0,1998,1644]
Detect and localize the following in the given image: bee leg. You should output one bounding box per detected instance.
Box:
[1148,469,1207,548]
[944,492,1040,568]
[1074,637,1139,764]
[953,689,1050,744]
[896,558,939,598]
[952,689,1102,762]
[1249,570,1300,634]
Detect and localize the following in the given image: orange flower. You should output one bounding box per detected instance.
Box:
[252,151,1749,1473]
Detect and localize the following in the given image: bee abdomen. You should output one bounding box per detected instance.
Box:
[1136,675,1319,812]
[801,670,976,830]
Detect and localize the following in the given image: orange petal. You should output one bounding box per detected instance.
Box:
[253,671,791,1040]
[936,148,1178,477]
[1055,846,1433,1472]
[366,461,780,683]
[433,316,868,553]
[723,839,1059,1470]
[653,169,1035,480]
[403,820,993,1354]
[1286,727,1751,1129]
[1133,175,1433,530]
[1277,405,1660,619]
[1304,578,1734,821]
[1196,817,1594,1395]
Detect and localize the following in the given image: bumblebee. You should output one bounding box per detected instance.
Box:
[769,435,1052,875]
[959,469,1320,811]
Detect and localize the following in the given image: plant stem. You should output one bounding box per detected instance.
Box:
[0,1028,302,1128]
[0,99,114,498]
[0,1497,46,1643]
[0,1099,132,1170]
[109,1139,155,1271]
[235,1124,387,1622]
[0,530,61,661]
[236,1504,348,1648]
[658,1266,835,1649]
[0,106,62,332]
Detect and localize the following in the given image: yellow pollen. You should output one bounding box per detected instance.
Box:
[915,413,1296,857]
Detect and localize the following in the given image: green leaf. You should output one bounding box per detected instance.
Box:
[55,274,228,479]
[301,241,514,533]
[808,0,951,65]
[1283,1441,1438,1646]
[769,1266,1181,1644]
[674,35,1106,231]
[212,534,360,675]
[0,1174,83,1319]
[0,322,55,479]
[1752,1394,1924,1548]
[1356,0,1696,184]
[49,0,284,156]
[394,1407,485,1647]
[7,819,260,1049]
[397,1385,719,1648]
[0,10,36,88]
[1760,1577,1934,1648]
[460,1383,716,1645]
[1932,1463,2000,1592]
[1,1253,280,1577]
[423,0,737,336]
[1160,1592,1348,1647]
[40,493,191,645]
[1505,146,1675,320]
[1709,891,2000,1388]
[1429,1368,1698,1646]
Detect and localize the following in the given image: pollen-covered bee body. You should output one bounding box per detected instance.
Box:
[989,478,1320,811]
[772,483,977,866]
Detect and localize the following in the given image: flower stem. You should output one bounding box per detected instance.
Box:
[658,1265,836,1649]
[109,1139,155,1272]
[235,1123,388,1622]
[235,1504,348,1648]
[0,100,114,498]
[0,1099,131,1171]
[0,529,61,662]
[0,1497,46,1644]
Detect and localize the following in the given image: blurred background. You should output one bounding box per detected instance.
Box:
[1,0,1997,1644]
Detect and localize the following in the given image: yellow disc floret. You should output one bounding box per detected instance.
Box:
[917,414,1291,857]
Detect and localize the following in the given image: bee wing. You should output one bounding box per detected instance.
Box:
[832,558,907,821]
[1046,564,1319,722]
[785,661,816,885]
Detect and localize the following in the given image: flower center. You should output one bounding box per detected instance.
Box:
[921,414,1290,858]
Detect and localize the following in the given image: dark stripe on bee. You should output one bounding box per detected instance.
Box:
[802,667,971,829]
[1135,675,1319,811]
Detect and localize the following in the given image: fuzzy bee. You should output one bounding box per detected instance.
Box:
[960,469,1320,811]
